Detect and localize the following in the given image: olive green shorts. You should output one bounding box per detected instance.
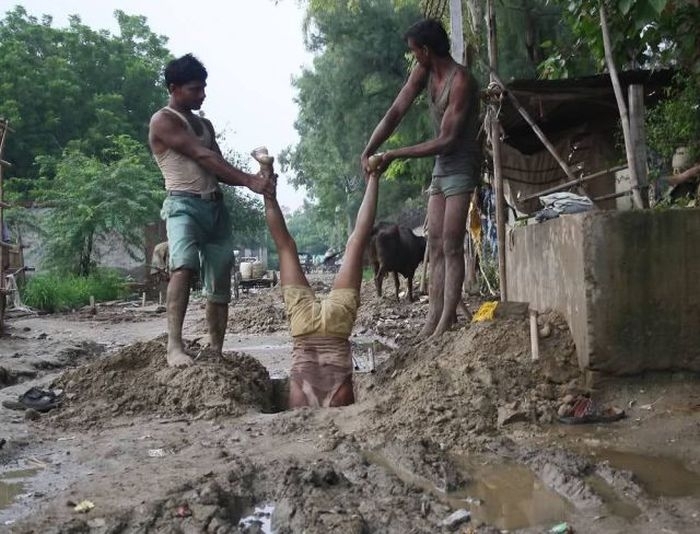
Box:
[429,171,480,197]
[161,196,233,303]
[282,285,360,338]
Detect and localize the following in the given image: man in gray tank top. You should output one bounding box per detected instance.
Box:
[361,19,481,339]
[149,54,275,367]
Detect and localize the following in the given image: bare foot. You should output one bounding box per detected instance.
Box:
[166,345,194,367]
[428,317,456,340]
[418,319,438,340]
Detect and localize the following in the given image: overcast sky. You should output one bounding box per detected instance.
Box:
[9,0,313,211]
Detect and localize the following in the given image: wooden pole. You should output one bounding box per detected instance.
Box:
[419,212,430,295]
[486,0,507,301]
[484,68,577,183]
[600,6,645,209]
[628,84,649,207]
[519,165,627,202]
[0,120,8,331]
[449,0,464,65]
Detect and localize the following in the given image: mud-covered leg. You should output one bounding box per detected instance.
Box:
[166,268,194,367]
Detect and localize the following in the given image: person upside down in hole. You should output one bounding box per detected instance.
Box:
[263,162,381,408]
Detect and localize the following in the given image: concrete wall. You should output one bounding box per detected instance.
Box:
[507,209,700,375]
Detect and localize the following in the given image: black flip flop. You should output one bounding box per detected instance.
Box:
[2,387,62,413]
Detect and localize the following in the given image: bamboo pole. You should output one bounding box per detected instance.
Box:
[599,6,645,209]
[519,165,627,202]
[449,0,464,65]
[484,68,577,183]
[0,120,8,331]
[486,0,507,301]
[628,84,649,207]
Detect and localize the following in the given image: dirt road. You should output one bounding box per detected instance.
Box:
[1,278,699,533]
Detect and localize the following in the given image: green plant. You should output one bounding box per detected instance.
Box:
[21,269,128,312]
[646,74,700,167]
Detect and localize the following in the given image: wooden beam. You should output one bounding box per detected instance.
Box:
[486,0,507,301]
[600,6,645,209]
[519,165,627,202]
[0,159,11,168]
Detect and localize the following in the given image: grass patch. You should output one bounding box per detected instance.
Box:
[21,269,129,313]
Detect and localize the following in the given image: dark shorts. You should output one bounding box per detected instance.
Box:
[161,196,233,303]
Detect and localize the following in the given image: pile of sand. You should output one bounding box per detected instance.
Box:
[50,338,274,428]
[227,289,288,334]
[361,311,580,449]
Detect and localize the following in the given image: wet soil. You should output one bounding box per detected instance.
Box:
[1,275,699,533]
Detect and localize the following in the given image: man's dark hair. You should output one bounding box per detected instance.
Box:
[164,54,208,87]
[404,19,450,58]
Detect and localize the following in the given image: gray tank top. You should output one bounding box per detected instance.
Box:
[428,67,481,176]
[154,107,220,194]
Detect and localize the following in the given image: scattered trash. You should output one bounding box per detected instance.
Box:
[73,500,95,513]
[440,509,471,528]
[549,521,573,533]
[471,301,498,322]
[175,503,192,518]
[57,436,76,442]
[2,387,63,413]
[147,449,166,458]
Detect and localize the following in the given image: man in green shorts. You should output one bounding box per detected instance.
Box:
[361,19,481,339]
[149,54,275,367]
[264,171,380,408]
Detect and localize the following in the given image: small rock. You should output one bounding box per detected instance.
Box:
[557,404,571,417]
[24,409,41,421]
[440,509,471,529]
[538,323,552,338]
[497,406,529,427]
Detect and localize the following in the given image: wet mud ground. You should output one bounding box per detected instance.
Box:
[0,274,699,533]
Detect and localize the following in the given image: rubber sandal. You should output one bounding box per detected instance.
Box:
[558,397,625,425]
[2,387,62,413]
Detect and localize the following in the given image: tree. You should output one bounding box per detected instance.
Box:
[0,6,171,187]
[546,0,699,74]
[37,135,164,275]
[284,0,430,242]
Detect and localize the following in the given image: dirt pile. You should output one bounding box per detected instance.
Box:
[354,282,431,341]
[360,311,580,449]
[49,339,274,428]
[227,289,288,334]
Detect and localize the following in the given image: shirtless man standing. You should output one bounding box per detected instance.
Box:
[361,19,481,339]
[264,171,380,408]
[149,54,274,367]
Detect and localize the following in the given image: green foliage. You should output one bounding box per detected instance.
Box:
[646,74,700,164]
[36,135,164,275]
[21,269,128,312]
[0,6,171,185]
[218,147,267,248]
[544,0,699,74]
[286,0,428,243]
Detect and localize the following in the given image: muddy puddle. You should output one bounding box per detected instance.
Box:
[364,451,571,530]
[0,468,39,513]
[591,448,700,498]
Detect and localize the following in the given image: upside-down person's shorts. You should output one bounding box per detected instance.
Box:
[161,195,233,303]
[282,285,360,338]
